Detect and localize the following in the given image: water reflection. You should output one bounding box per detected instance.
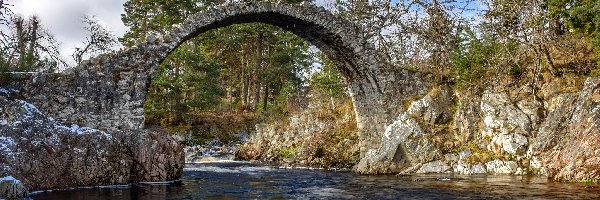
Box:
[32,162,600,199]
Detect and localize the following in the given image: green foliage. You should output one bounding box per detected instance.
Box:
[144,41,224,125]
[451,35,490,88]
[0,52,13,86]
[309,52,346,98]
[121,0,203,46]
[547,0,600,68]
[450,30,520,89]
[280,146,298,159]
[590,68,600,77]
[123,0,316,129]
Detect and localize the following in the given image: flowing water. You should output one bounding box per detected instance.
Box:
[32,161,600,199]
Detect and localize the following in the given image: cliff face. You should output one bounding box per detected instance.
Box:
[0,89,184,194]
[356,77,600,182]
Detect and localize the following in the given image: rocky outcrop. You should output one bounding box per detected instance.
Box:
[355,113,438,174]
[356,86,452,174]
[533,78,600,182]
[235,100,360,168]
[0,89,184,194]
[352,77,600,182]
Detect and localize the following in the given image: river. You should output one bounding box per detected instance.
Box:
[31,161,600,199]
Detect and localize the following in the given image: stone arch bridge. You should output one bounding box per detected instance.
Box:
[14,2,428,172]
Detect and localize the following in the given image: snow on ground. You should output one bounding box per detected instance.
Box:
[0,176,21,184]
[0,137,16,159]
[0,88,9,95]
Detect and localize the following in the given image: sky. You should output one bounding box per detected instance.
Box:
[10,0,128,65]
[8,0,337,66]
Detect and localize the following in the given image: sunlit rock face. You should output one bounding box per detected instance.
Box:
[0,90,184,193]
[354,77,600,182]
[533,78,600,182]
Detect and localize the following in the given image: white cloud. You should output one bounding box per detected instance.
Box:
[9,0,128,66]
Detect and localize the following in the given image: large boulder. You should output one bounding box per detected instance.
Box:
[0,89,184,193]
[355,113,438,174]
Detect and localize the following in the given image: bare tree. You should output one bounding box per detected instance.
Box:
[1,14,65,72]
[72,15,117,64]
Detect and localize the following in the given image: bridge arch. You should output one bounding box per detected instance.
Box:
[133,2,388,154]
[17,2,416,168]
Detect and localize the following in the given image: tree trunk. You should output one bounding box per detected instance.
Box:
[15,17,26,70]
[251,32,264,111]
[262,84,269,113]
[240,54,248,112]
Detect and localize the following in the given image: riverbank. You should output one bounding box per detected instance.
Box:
[232,77,600,183]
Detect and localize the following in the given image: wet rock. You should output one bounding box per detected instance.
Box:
[486,160,518,174]
[417,160,450,173]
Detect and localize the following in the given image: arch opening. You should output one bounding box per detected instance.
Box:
[145,20,360,166]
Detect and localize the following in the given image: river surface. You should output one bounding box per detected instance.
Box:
[32,161,600,199]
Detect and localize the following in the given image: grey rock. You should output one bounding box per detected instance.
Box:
[0,94,184,191]
[417,160,450,173]
[486,160,518,174]
[458,149,471,160]
[472,163,487,174]
[407,85,455,124]
[533,78,600,182]
[356,113,438,174]
[480,91,531,156]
